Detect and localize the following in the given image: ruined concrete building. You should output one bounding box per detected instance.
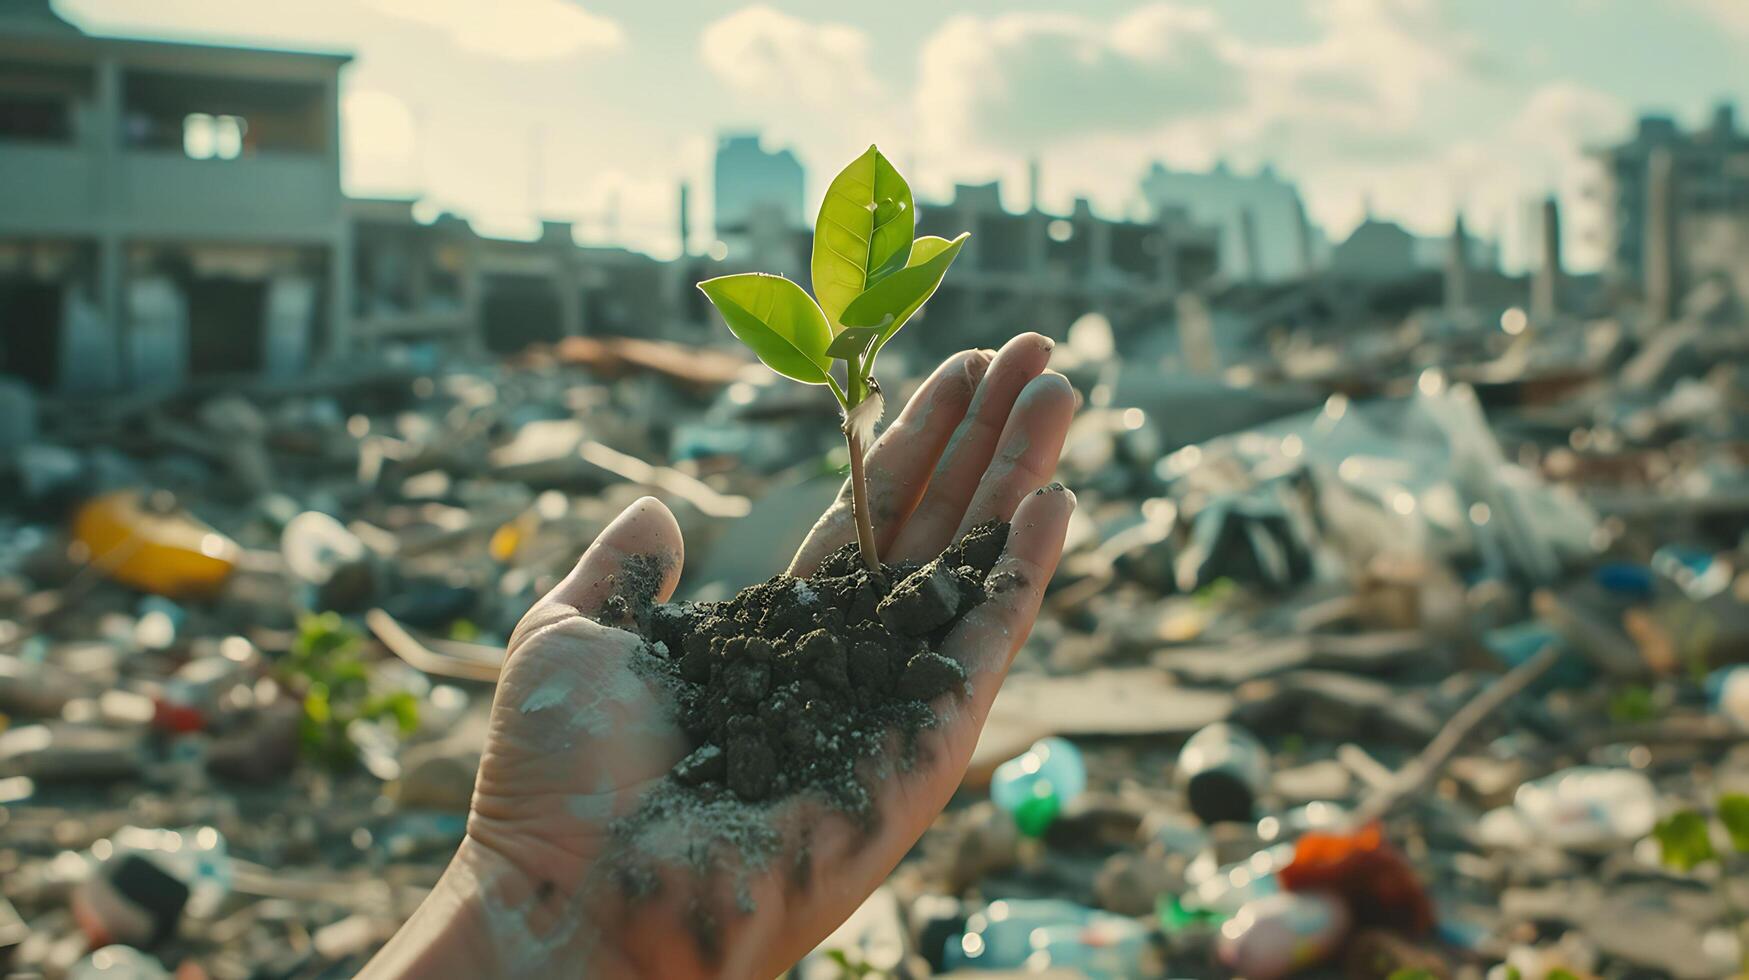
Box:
[1139,160,1321,282]
[907,183,1221,354]
[1591,103,1749,314]
[0,0,349,391]
[0,7,1221,393]
[350,202,684,359]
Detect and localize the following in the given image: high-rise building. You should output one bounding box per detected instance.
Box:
[1139,161,1321,281]
[712,132,804,238]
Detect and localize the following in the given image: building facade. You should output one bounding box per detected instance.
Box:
[0,0,350,391]
[1139,161,1321,282]
[1591,103,1749,308]
[712,133,804,240]
[908,182,1221,353]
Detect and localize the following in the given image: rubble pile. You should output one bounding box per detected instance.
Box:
[3,303,1749,977]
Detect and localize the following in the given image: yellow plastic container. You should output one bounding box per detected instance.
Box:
[71,490,240,598]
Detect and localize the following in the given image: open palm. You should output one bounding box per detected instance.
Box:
[364,334,1074,979]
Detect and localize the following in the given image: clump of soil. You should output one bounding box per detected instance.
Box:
[635,520,1009,813]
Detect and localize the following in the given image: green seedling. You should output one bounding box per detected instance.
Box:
[284,611,420,771]
[699,145,968,570]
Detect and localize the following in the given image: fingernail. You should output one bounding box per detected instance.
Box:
[1040,335,1056,352]
[966,349,994,387]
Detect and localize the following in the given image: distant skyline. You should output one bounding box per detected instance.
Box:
[54,0,1749,270]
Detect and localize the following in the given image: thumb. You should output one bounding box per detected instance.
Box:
[545,495,685,618]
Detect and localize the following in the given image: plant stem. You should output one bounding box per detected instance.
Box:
[843,355,880,571]
[845,425,880,571]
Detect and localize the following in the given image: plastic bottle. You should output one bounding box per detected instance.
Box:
[1176,723,1269,824]
[281,510,375,609]
[71,490,238,598]
[1651,545,1730,600]
[1216,890,1350,979]
[990,737,1085,836]
[1026,915,1158,978]
[1510,766,1656,851]
[940,899,1143,973]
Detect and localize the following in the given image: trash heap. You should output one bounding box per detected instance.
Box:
[1,300,1748,977]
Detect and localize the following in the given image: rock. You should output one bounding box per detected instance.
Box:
[897,651,964,702]
[877,561,962,636]
[797,629,849,692]
[944,520,1009,577]
[1094,851,1179,917]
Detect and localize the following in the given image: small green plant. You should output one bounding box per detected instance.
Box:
[1650,794,1749,973]
[699,145,968,569]
[822,948,882,979]
[1606,683,1659,724]
[284,612,420,771]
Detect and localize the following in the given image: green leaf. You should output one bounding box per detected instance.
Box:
[840,233,968,355]
[698,273,832,385]
[825,326,880,361]
[1652,809,1717,871]
[811,145,913,329]
[1719,794,1749,852]
[1607,684,1658,723]
[1387,971,1439,980]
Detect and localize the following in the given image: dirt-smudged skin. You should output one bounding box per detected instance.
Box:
[602,521,1011,954]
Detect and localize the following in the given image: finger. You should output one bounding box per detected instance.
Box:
[542,496,684,618]
[953,371,1074,540]
[888,332,1056,563]
[787,348,993,577]
[943,483,1075,727]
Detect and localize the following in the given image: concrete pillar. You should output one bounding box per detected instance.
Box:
[1643,147,1678,323]
[1293,197,1315,277]
[1176,292,1217,375]
[1155,217,1179,294]
[324,72,353,356]
[94,57,125,388]
[678,182,691,258]
[1531,195,1562,322]
[1445,212,1470,313]
[1237,207,1261,282]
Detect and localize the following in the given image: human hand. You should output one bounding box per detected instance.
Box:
[363,333,1076,978]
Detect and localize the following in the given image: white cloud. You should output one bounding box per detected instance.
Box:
[700,6,881,111]
[915,6,1244,154]
[361,0,623,61]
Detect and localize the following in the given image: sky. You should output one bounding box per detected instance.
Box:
[56,0,1749,270]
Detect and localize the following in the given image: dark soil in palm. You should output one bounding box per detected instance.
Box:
[623,520,1008,814]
